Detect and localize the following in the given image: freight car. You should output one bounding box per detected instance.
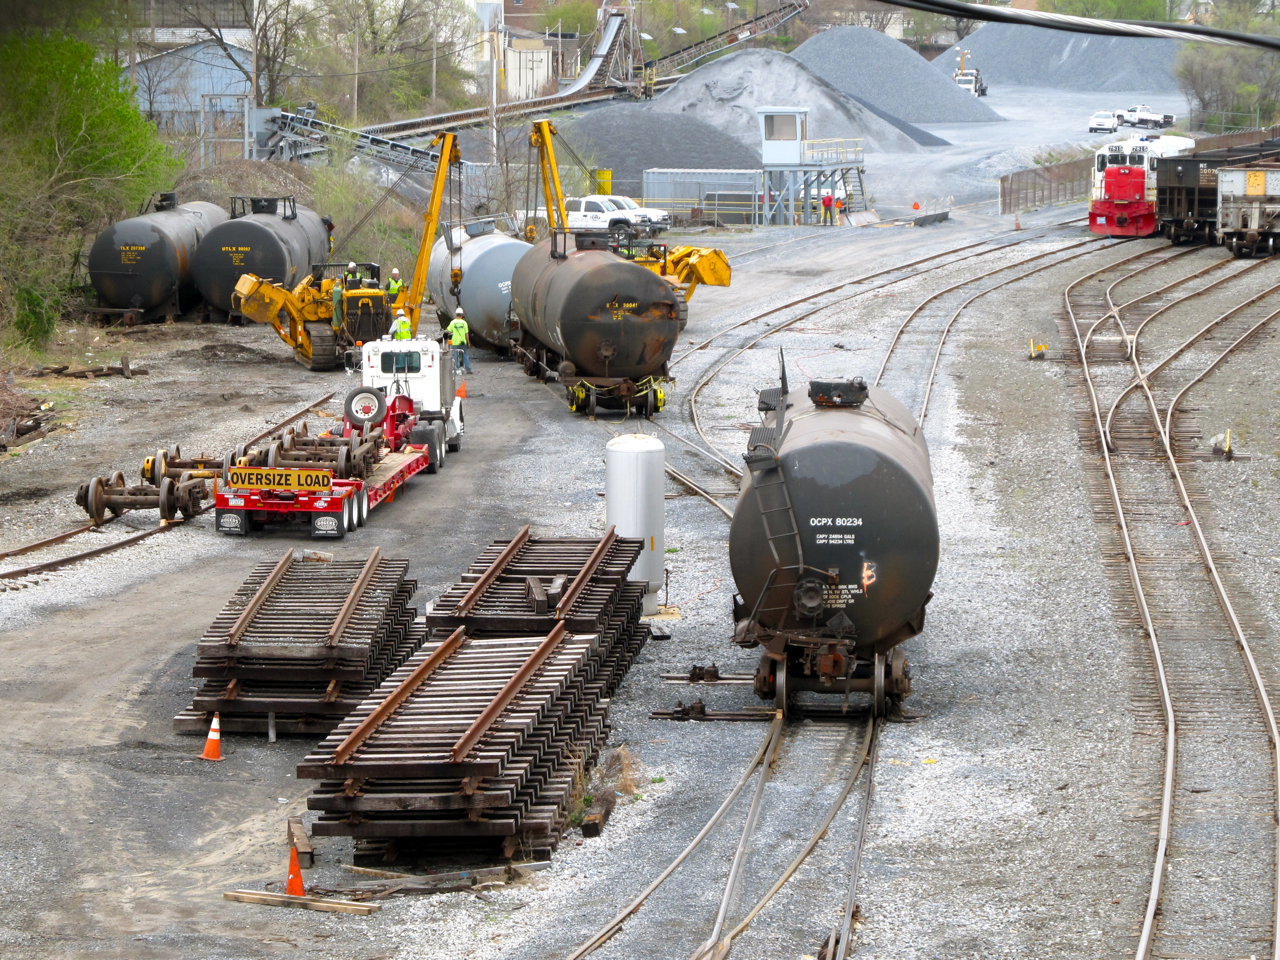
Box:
[426,219,531,349]
[509,234,687,417]
[1216,163,1280,256]
[87,193,228,324]
[729,362,939,717]
[191,196,332,316]
[1089,135,1195,237]
[1155,138,1280,243]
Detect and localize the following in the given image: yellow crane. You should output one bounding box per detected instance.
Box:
[525,118,731,298]
[231,131,461,370]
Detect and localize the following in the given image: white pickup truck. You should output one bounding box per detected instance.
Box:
[1118,105,1176,129]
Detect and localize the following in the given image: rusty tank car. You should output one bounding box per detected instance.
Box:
[508,235,687,418]
[87,193,228,323]
[729,362,939,717]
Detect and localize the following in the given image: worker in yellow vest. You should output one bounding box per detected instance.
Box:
[386,268,403,298]
[389,309,412,340]
[446,307,472,373]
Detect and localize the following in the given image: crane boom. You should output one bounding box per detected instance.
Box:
[391,131,460,336]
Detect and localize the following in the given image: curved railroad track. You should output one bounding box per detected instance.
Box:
[1061,244,1280,959]
[0,392,336,586]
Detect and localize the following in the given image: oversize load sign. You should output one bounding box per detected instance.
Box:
[228,467,332,491]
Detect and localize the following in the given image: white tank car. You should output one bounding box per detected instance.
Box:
[426,221,530,348]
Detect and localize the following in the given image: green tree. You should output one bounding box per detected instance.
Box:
[539,0,600,38]
[1039,0,1169,20]
[1174,0,1280,130]
[0,32,178,344]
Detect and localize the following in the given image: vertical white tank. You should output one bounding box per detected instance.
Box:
[605,434,665,615]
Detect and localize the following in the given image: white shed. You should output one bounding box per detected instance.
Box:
[757,107,809,166]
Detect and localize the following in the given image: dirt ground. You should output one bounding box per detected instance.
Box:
[4,206,1279,960]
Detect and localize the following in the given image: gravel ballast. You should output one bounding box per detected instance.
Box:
[557,104,765,196]
[934,23,1184,93]
[651,49,922,155]
[793,26,1003,123]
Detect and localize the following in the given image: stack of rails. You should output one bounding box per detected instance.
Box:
[297,527,650,861]
[174,548,423,735]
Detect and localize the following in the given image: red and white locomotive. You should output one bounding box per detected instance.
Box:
[1090,135,1195,237]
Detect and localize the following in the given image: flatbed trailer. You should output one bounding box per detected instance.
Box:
[214,447,431,538]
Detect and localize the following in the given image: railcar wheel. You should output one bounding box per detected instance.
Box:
[586,389,597,420]
[86,476,107,526]
[873,652,886,717]
[776,657,791,718]
[153,450,168,485]
[158,477,178,522]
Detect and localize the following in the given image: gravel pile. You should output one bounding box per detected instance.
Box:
[651,49,923,155]
[934,23,1183,93]
[557,104,764,196]
[793,26,1002,123]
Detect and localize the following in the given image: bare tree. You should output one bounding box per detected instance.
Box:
[850,0,899,32]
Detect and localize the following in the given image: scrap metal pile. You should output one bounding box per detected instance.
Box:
[296,527,650,861]
[174,548,423,735]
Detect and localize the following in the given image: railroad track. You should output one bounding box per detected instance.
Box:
[0,392,336,588]
[1060,244,1280,959]
[553,216,1117,960]
[564,712,877,960]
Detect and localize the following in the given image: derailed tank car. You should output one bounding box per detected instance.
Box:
[729,363,939,717]
[87,193,228,323]
[191,196,331,315]
[509,235,686,418]
[427,220,531,349]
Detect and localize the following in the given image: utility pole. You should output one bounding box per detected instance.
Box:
[128,6,136,88]
[432,32,437,103]
[353,23,360,126]
[251,0,259,107]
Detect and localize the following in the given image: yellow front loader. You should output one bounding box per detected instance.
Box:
[231,131,461,370]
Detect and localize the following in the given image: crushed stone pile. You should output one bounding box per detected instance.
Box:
[934,23,1182,93]
[651,49,927,155]
[556,104,764,195]
[793,26,1002,123]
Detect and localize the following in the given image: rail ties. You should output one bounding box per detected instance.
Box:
[1061,249,1280,959]
[298,534,649,862]
[175,550,421,735]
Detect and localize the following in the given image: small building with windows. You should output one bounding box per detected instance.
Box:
[758,107,809,166]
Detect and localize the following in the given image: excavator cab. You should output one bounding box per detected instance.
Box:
[310,261,389,344]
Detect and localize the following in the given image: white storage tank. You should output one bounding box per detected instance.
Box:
[426,221,530,348]
[605,434,665,615]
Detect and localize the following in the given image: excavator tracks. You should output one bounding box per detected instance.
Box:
[302,323,339,372]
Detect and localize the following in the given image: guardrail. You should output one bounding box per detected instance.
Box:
[801,138,864,164]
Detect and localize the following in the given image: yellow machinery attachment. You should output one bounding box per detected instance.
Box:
[233,274,341,371]
[629,245,732,301]
[390,131,460,336]
[529,119,569,243]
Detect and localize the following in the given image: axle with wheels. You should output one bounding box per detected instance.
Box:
[77,471,208,525]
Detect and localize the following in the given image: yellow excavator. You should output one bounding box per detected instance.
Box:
[232,132,461,371]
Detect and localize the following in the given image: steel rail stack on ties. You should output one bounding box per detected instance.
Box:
[296,529,651,863]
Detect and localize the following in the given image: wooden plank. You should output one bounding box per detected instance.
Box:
[288,817,314,868]
[222,890,380,914]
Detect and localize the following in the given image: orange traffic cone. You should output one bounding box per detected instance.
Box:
[200,712,223,762]
[456,380,467,399]
[286,845,305,897]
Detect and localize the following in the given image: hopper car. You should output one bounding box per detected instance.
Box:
[87,193,228,324]
[729,358,939,717]
[1090,135,1195,237]
[1215,162,1280,256]
[1155,138,1280,243]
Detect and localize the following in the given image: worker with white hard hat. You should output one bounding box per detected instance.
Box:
[390,308,412,340]
[386,267,403,298]
[343,261,360,288]
[446,306,472,373]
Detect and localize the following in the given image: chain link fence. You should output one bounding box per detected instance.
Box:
[998,128,1280,215]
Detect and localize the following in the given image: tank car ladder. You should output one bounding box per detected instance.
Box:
[744,422,806,624]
